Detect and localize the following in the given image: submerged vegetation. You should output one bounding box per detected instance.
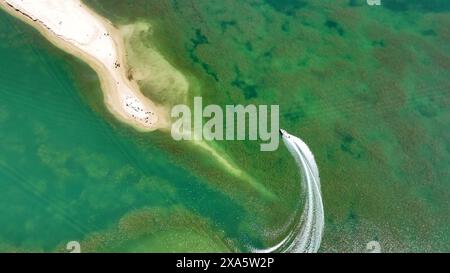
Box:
[0,0,448,252]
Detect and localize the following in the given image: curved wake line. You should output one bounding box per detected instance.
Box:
[253,129,324,253]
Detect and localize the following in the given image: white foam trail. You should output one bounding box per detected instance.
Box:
[253,129,324,253]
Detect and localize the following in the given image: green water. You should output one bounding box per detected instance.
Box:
[0,0,449,252]
[0,10,264,252]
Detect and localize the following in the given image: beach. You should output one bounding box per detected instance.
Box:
[0,0,170,131]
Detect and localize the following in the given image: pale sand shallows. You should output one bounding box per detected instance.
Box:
[1,0,170,131]
[1,0,276,199]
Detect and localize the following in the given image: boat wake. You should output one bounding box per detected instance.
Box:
[253,129,324,253]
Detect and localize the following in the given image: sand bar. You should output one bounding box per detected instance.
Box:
[1,0,169,131]
[0,0,276,199]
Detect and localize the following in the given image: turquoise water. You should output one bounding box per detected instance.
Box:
[0,10,264,252]
[0,0,449,252]
[85,0,450,252]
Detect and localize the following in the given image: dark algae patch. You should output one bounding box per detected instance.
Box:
[83,0,450,252]
[0,0,448,252]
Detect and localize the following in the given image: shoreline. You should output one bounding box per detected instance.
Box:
[0,0,170,132]
[0,0,276,200]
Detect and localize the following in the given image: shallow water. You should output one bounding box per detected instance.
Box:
[0,0,449,252]
[85,0,450,252]
[0,9,266,252]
